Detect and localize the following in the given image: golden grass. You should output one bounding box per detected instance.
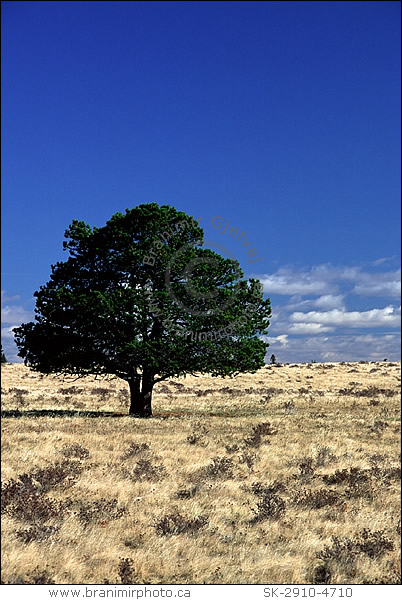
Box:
[1,361,401,584]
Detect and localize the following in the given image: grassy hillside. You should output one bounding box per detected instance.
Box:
[1,361,401,584]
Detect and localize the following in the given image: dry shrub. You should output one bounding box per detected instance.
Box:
[225,443,240,454]
[158,385,170,393]
[338,386,396,398]
[219,386,235,394]
[317,529,394,563]
[320,462,399,503]
[282,400,296,414]
[61,443,90,459]
[295,457,315,481]
[122,458,166,482]
[238,450,258,470]
[118,558,138,584]
[322,466,376,500]
[176,486,198,499]
[90,387,110,397]
[155,513,208,536]
[310,563,332,584]
[372,463,396,478]
[293,488,342,510]
[186,433,203,444]
[202,456,234,479]
[170,381,186,390]
[370,420,389,434]
[249,483,286,522]
[32,460,84,493]
[355,529,395,558]
[363,567,401,585]
[259,387,284,403]
[186,424,208,445]
[60,387,85,395]
[122,442,150,458]
[15,524,60,543]
[322,466,370,486]
[1,474,63,524]
[250,493,286,522]
[8,388,29,406]
[1,474,37,513]
[298,388,310,395]
[194,389,212,397]
[2,461,84,525]
[76,498,127,527]
[248,480,287,497]
[315,446,338,467]
[368,453,388,466]
[244,422,276,448]
[2,566,56,585]
[344,480,374,501]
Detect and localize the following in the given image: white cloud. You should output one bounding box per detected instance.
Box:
[259,264,401,299]
[284,295,345,312]
[1,304,33,325]
[352,280,401,298]
[268,334,289,347]
[287,323,335,334]
[1,291,21,303]
[260,266,337,296]
[313,294,345,310]
[290,305,401,328]
[349,267,401,298]
[372,257,396,266]
[1,326,16,340]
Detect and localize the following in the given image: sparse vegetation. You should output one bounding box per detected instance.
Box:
[1,361,400,584]
[155,513,208,536]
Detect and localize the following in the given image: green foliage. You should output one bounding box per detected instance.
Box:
[13,204,272,415]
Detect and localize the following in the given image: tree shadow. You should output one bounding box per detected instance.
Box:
[1,409,129,418]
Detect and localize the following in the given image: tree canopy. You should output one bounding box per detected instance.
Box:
[14,204,271,416]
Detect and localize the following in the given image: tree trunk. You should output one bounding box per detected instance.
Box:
[128,375,153,418]
[141,372,154,418]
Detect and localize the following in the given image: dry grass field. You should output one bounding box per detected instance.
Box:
[1,360,401,585]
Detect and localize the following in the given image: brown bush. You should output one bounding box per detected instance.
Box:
[317,529,394,562]
[251,493,286,522]
[32,460,84,493]
[155,513,208,536]
[76,498,127,527]
[16,524,60,543]
[118,558,138,584]
[293,488,342,509]
[203,456,234,479]
[61,443,90,459]
[244,422,276,448]
[176,486,198,499]
[122,458,166,482]
[122,442,150,458]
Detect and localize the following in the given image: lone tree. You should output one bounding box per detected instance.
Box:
[14,204,271,417]
[1,344,6,364]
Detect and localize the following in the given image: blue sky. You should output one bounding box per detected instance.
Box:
[1,0,401,363]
